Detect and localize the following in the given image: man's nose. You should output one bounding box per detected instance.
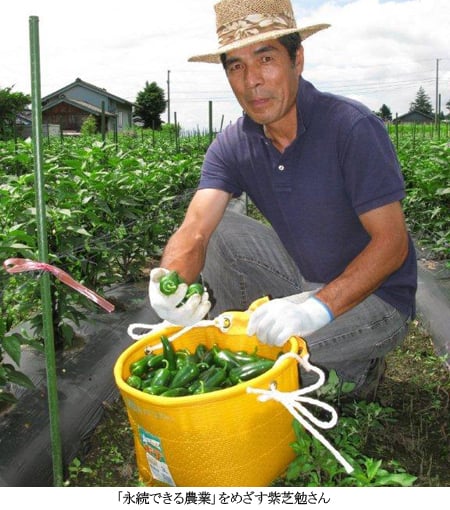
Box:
[244,64,263,88]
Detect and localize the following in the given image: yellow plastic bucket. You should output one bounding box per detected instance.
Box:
[114,300,308,487]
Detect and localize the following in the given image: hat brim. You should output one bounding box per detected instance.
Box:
[188,23,330,63]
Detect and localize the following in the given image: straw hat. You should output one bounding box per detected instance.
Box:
[188,0,330,63]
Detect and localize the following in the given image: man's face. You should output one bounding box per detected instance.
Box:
[224,39,304,128]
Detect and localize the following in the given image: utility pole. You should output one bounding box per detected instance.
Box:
[167,70,171,125]
[435,58,440,130]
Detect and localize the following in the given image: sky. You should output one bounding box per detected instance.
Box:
[2,0,449,131]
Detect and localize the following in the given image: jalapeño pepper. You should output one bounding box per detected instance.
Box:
[233,350,260,364]
[169,361,200,388]
[176,350,198,368]
[130,354,153,377]
[229,359,275,384]
[142,385,170,396]
[147,353,165,370]
[126,375,142,390]
[187,379,203,394]
[198,365,217,382]
[202,366,228,389]
[160,387,189,397]
[212,346,241,369]
[160,335,177,371]
[159,271,184,295]
[150,360,172,387]
[185,282,204,300]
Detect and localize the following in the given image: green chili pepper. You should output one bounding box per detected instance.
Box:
[160,387,190,397]
[130,354,153,377]
[126,375,142,390]
[141,377,155,389]
[212,346,241,369]
[187,379,204,394]
[147,353,165,370]
[194,343,209,361]
[150,361,172,387]
[191,380,224,395]
[142,385,170,396]
[229,359,275,384]
[201,347,215,366]
[169,361,200,388]
[159,271,184,295]
[199,386,224,394]
[202,366,228,389]
[198,365,217,381]
[185,282,204,300]
[176,350,198,368]
[160,335,177,372]
[131,363,148,378]
[232,350,260,364]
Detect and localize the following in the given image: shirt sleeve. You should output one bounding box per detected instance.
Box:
[339,114,406,216]
[198,130,243,197]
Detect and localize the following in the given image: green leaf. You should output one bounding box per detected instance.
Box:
[2,334,22,365]
[5,367,35,390]
[0,391,18,404]
[375,472,417,487]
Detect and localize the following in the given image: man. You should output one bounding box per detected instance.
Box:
[149,0,417,399]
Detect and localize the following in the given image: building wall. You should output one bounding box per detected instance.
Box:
[42,103,91,131]
[59,84,132,130]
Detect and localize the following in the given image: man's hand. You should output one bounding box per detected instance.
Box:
[247,293,333,346]
[149,268,211,326]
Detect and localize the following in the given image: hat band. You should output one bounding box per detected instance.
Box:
[217,12,296,48]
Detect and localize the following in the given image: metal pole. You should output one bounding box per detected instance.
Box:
[29,15,64,487]
[209,100,213,145]
[174,111,179,153]
[167,70,171,125]
[101,100,106,141]
[435,58,440,133]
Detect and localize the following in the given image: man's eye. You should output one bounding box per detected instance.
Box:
[261,55,273,63]
[228,63,243,72]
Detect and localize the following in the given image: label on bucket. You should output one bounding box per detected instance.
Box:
[139,427,176,486]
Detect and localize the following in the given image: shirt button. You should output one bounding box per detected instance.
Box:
[278,165,285,171]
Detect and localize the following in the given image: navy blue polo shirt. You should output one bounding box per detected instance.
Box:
[199,78,417,317]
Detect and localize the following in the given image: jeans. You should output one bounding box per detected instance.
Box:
[202,208,410,390]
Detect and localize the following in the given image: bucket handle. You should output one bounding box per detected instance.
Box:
[127,313,239,353]
[247,347,354,474]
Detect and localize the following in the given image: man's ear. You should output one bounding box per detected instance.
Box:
[295,45,305,76]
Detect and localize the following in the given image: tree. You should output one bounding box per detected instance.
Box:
[80,115,98,136]
[409,86,433,116]
[377,104,392,121]
[0,86,31,140]
[134,81,166,130]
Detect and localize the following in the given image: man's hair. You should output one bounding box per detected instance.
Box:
[279,32,302,65]
[220,32,302,69]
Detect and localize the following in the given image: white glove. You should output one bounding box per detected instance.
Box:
[149,268,211,326]
[247,293,333,346]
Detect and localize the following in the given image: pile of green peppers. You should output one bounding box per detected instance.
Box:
[125,335,276,397]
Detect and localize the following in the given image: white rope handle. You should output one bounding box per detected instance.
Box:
[127,320,174,341]
[247,351,354,474]
[127,316,231,354]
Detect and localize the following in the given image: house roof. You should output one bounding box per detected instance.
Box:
[42,96,116,117]
[15,111,32,125]
[42,77,133,107]
[395,110,434,122]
